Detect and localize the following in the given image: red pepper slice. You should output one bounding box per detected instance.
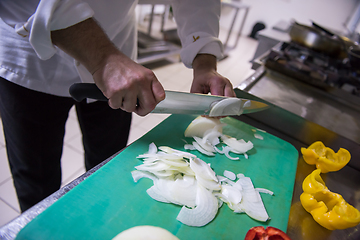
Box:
[244,226,291,240]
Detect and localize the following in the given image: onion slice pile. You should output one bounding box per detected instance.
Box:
[219,171,270,222]
[132,144,273,226]
[184,116,254,160]
[133,143,220,226]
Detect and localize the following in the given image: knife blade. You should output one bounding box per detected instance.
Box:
[69,83,269,116]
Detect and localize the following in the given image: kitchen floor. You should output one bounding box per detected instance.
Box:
[0,24,259,227]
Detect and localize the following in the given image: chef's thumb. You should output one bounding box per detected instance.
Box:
[152,80,166,103]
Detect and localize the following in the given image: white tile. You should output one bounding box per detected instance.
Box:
[60,145,85,185]
[61,166,86,187]
[128,125,147,144]
[0,199,19,227]
[0,178,20,213]
[134,115,161,132]
[64,134,84,154]
[0,147,11,184]
[64,116,81,142]
[68,105,77,121]
[131,113,147,127]
[151,113,171,123]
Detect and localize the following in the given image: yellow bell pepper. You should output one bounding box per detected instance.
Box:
[301,141,351,173]
[300,169,360,230]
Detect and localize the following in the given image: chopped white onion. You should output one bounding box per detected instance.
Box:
[193,136,215,153]
[146,185,171,203]
[221,135,254,153]
[176,184,218,227]
[203,129,222,146]
[220,185,242,205]
[192,141,215,156]
[148,142,158,154]
[235,176,269,222]
[184,144,196,150]
[184,116,222,138]
[256,188,274,195]
[254,133,264,140]
[131,170,156,182]
[214,146,225,154]
[196,175,221,191]
[223,170,236,180]
[223,146,240,161]
[190,158,218,182]
[133,143,272,227]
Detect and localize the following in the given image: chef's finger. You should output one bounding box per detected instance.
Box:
[119,92,138,113]
[224,83,236,97]
[107,92,124,109]
[134,88,156,117]
[135,79,165,116]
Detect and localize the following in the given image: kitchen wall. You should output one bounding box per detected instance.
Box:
[220,0,359,36]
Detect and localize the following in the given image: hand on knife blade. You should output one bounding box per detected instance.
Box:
[69,83,269,117]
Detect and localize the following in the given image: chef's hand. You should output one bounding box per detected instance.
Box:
[51,18,165,116]
[92,52,165,116]
[191,54,235,97]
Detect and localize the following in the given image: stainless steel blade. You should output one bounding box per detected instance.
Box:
[151,91,268,116]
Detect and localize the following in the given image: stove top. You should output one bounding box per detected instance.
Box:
[265,42,360,98]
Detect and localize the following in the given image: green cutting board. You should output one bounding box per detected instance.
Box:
[16,115,298,240]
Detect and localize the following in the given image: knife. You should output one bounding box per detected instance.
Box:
[69,83,269,116]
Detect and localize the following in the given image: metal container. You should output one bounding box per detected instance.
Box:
[289,22,343,57]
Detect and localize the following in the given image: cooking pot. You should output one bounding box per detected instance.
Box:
[289,22,349,58]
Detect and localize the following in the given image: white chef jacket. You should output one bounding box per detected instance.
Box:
[0,0,223,97]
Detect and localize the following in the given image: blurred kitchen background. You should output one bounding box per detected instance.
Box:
[1,0,359,227]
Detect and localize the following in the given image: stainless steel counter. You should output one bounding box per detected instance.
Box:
[1,68,360,239]
[234,65,360,239]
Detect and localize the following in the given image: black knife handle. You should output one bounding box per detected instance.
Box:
[69,83,108,102]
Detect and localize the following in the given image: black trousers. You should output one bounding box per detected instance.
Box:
[0,77,132,212]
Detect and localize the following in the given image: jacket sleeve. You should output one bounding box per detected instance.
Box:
[171,0,223,68]
[0,0,94,60]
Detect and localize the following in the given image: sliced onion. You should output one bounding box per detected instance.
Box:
[158,146,197,159]
[196,175,221,191]
[220,184,242,205]
[131,170,156,182]
[203,128,222,146]
[190,158,218,182]
[217,175,228,182]
[236,176,269,222]
[223,170,236,180]
[193,136,215,153]
[192,141,215,156]
[184,116,222,138]
[256,188,274,195]
[176,184,218,226]
[146,185,171,203]
[223,146,240,160]
[148,142,158,154]
[221,135,253,153]
[135,161,170,172]
[254,133,264,140]
[214,146,225,154]
[184,144,196,150]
